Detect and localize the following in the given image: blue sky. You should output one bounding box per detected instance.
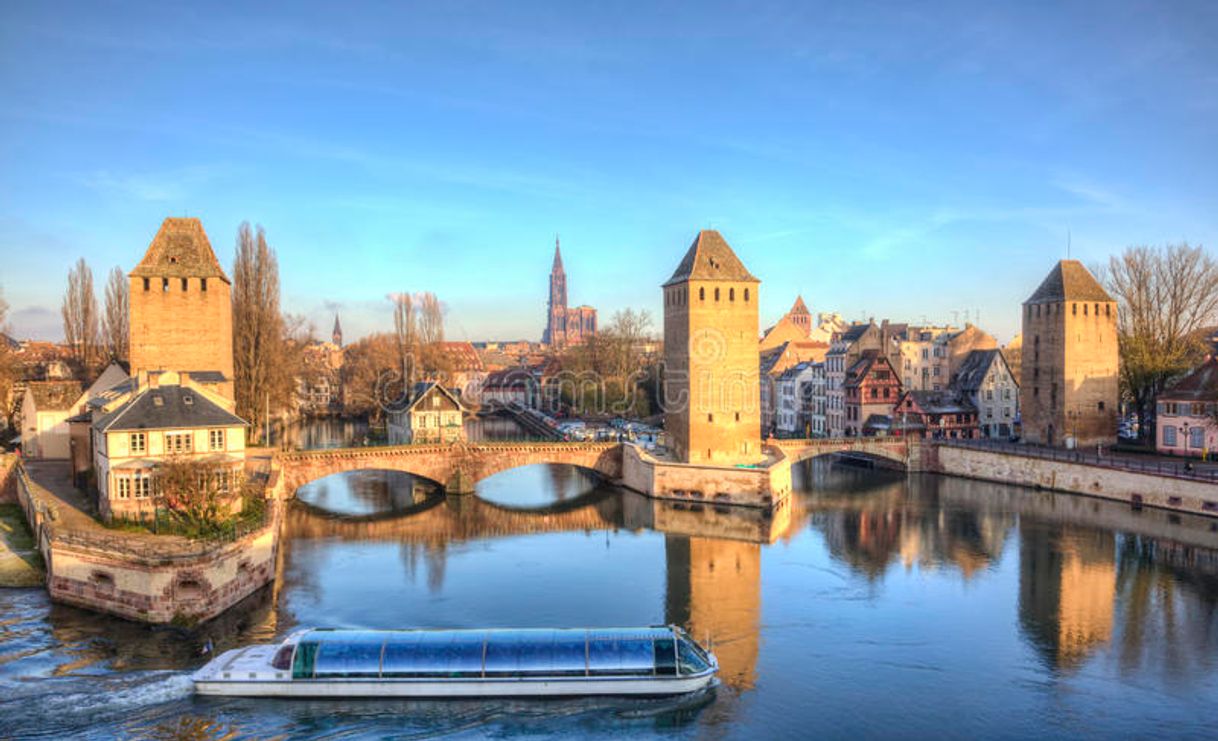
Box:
[2,1,1215,344]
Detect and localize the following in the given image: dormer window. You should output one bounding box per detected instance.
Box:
[153,395,164,407]
[169,256,178,264]
[183,395,194,406]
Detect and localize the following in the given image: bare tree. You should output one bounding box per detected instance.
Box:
[61,257,100,375]
[1102,243,1218,443]
[102,266,129,363]
[391,292,417,392]
[417,291,447,378]
[232,223,297,440]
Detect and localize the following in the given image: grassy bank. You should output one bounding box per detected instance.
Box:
[0,504,44,587]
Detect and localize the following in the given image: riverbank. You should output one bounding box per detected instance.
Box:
[0,503,43,587]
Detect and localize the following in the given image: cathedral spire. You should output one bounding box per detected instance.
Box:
[552,235,564,273]
[332,314,343,347]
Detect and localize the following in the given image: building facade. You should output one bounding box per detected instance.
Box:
[826,323,884,437]
[1156,357,1218,457]
[91,372,246,520]
[1020,260,1119,448]
[892,390,980,440]
[129,218,235,400]
[775,361,817,437]
[387,382,467,445]
[844,351,902,436]
[953,349,1019,438]
[663,230,763,465]
[20,380,83,459]
[542,238,597,348]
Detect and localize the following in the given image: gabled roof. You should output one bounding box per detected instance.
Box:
[900,390,977,415]
[838,322,874,343]
[790,296,810,315]
[1161,356,1218,402]
[439,342,484,372]
[1025,260,1113,304]
[952,349,1007,393]
[760,343,789,376]
[130,218,230,282]
[25,380,83,412]
[663,230,759,286]
[404,381,467,414]
[94,385,245,432]
[844,350,895,387]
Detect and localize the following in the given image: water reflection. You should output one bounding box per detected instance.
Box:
[3,456,1218,737]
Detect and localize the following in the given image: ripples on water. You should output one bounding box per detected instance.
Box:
[2,454,1217,739]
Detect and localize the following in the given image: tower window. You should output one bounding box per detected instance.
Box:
[162,278,169,292]
[744,288,750,302]
[1083,303,1088,316]
[143,277,149,291]
[181,278,188,291]
[1072,303,1077,316]
[729,287,735,301]
[707,413,713,423]
[699,287,705,302]
[201,278,207,292]
[714,287,720,301]
[1094,303,1099,316]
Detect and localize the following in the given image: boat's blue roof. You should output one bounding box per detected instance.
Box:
[296,627,676,644]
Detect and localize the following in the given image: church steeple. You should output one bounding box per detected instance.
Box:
[552,235,564,273]
[332,314,343,348]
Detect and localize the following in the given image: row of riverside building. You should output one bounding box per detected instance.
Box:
[759,258,1125,446]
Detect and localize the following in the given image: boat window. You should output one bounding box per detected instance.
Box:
[484,630,587,677]
[588,636,655,676]
[291,641,319,679]
[382,632,484,678]
[314,640,384,678]
[677,639,710,675]
[654,637,677,676]
[271,644,295,671]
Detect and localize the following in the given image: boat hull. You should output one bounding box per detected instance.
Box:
[194,675,715,698]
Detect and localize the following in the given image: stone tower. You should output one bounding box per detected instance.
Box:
[332,314,343,348]
[129,218,234,398]
[1019,260,1118,447]
[542,237,568,346]
[662,230,762,464]
[789,295,811,334]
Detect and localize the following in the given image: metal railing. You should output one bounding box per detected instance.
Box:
[940,438,1218,484]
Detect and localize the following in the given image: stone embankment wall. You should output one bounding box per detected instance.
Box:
[937,446,1218,517]
[14,463,279,624]
[621,444,793,508]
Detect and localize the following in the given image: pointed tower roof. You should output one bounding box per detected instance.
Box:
[551,235,564,273]
[130,217,229,282]
[332,314,342,336]
[1024,260,1113,304]
[663,230,759,286]
[790,295,810,315]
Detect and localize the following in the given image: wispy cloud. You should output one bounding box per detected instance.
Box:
[73,164,234,202]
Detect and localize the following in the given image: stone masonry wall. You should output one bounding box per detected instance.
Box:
[129,274,234,398]
[937,445,1218,517]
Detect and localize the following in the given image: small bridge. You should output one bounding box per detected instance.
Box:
[769,436,918,469]
[273,441,623,498]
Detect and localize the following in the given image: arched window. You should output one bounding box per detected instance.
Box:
[699,287,705,301]
[729,287,735,301]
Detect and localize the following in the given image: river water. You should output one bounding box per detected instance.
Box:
[1,421,1216,739]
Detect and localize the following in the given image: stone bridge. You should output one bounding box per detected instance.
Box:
[273,441,623,498]
[769,436,926,469]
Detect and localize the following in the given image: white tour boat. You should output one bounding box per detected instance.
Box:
[192,626,718,698]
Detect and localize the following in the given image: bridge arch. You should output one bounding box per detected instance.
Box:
[771,437,911,471]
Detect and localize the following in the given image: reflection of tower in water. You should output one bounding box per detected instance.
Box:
[665,536,761,690]
[1019,523,1116,671]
